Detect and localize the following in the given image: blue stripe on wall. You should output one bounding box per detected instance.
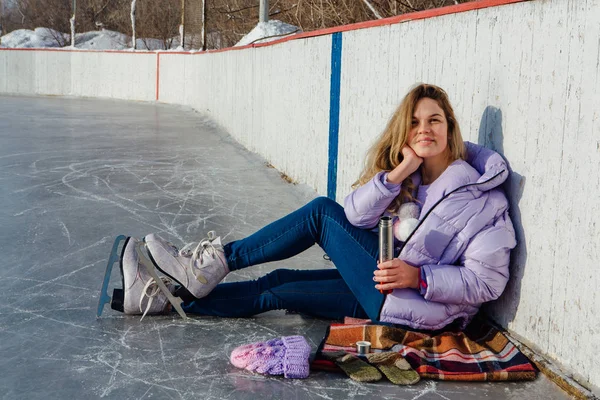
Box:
[327,32,342,200]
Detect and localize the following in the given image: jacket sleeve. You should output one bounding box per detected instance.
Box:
[419,211,516,305]
[343,171,401,229]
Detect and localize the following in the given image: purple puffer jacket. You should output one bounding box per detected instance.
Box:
[344,142,517,330]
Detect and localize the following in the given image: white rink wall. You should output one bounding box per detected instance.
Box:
[337,1,600,393]
[0,50,156,101]
[1,0,599,393]
[158,36,332,195]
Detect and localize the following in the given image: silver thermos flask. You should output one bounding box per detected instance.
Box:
[378,216,393,294]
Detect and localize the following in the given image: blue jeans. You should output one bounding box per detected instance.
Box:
[181,197,384,321]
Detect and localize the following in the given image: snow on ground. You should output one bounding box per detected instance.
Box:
[75,30,167,50]
[0,28,68,48]
[74,30,130,50]
[0,20,302,50]
[235,20,301,46]
[0,28,175,50]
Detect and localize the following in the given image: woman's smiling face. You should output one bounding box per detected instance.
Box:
[408,97,449,160]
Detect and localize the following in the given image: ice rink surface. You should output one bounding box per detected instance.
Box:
[0,96,571,399]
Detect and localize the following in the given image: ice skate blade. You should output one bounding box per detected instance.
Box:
[136,243,188,320]
[97,235,127,318]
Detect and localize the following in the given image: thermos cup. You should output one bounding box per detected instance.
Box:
[378,216,394,295]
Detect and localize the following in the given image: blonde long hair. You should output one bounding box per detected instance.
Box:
[354,83,466,213]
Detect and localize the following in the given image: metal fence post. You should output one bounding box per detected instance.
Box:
[131,0,137,49]
[201,0,206,51]
[259,0,268,23]
[70,0,76,48]
[0,0,4,46]
[131,0,137,50]
[181,0,186,49]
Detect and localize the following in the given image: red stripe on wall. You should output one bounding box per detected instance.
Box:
[0,0,531,101]
[0,0,530,58]
[0,47,155,54]
[249,0,531,48]
[193,0,531,54]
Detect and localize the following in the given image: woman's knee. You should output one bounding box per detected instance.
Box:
[263,268,341,288]
[261,268,301,288]
[263,268,290,282]
[306,196,343,214]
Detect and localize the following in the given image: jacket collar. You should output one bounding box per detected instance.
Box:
[464,141,509,191]
[409,141,508,192]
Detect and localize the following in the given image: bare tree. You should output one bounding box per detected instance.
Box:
[227,0,447,49]
[136,0,181,49]
[11,0,71,46]
[3,0,474,49]
[7,0,129,46]
[0,0,5,37]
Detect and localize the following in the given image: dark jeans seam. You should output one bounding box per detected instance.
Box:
[209,290,356,301]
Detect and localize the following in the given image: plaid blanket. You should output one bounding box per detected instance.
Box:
[312,317,537,381]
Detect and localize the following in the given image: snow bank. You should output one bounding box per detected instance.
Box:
[0,28,69,48]
[74,30,129,50]
[75,30,167,50]
[0,21,300,50]
[235,20,301,47]
[0,28,176,50]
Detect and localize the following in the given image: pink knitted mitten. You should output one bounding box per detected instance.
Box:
[230,335,311,379]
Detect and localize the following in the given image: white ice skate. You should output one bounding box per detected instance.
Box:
[144,231,229,299]
[97,235,187,320]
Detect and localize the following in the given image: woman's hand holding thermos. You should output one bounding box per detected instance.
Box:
[377,216,394,295]
[375,216,420,293]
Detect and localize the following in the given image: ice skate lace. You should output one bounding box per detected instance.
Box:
[139,277,171,321]
[176,231,222,273]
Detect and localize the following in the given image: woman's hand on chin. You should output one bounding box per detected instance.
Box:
[386,146,423,184]
[373,259,420,291]
[401,145,423,173]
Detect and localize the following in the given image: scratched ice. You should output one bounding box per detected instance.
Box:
[0,96,570,399]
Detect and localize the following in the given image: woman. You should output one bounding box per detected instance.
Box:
[113,84,516,331]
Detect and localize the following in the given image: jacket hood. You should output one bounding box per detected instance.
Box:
[464,141,509,191]
[409,142,509,193]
